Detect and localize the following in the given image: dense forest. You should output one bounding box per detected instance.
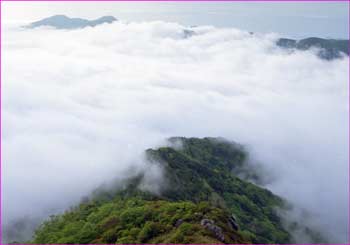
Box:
[26,137,324,244]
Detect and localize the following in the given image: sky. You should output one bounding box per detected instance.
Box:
[2,1,349,39]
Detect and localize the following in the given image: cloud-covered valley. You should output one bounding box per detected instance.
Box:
[2,21,348,242]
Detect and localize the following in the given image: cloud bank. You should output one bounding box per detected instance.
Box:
[2,21,348,242]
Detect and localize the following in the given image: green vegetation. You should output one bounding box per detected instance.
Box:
[31,198,247,244]
[29,137,323,244]
[146,137,291,243]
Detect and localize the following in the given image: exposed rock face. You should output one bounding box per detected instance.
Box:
[200,219,225,242]
[27,15,117,29]
[174,219,183,227]
[228,214,239,231]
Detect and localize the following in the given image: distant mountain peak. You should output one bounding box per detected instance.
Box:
[95,16,117,22]
[276,37,349,60]
[27,15,117,29]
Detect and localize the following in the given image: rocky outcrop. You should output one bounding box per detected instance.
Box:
[228,214,239,231]
[200,219,225,242]
[174,219,183,227]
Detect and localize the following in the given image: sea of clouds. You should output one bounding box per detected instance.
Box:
[2,20,348,243]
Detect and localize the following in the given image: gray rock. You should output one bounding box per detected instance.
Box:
[175,219,183,227]
[200,219,225,242]
[228,214,239,231]
[200,218,212,226]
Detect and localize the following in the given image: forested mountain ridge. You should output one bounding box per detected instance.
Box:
[28,137,324,244]
[276,37,349,60]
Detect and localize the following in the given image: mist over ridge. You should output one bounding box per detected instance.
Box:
[2,18,349,243]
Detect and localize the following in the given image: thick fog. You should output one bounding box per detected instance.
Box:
[2,21,348,243]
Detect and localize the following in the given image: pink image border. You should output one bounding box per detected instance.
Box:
[0,0,348,244]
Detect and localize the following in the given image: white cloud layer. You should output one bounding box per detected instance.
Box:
[2,21,349,243]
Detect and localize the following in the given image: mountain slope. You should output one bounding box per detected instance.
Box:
[27,15,117,29]
[276,37,349,60]
[32,197,247,244]
[29,137,323,244]
[144,137,290,243]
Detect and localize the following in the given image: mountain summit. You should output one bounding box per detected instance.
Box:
[27,15,117,29]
